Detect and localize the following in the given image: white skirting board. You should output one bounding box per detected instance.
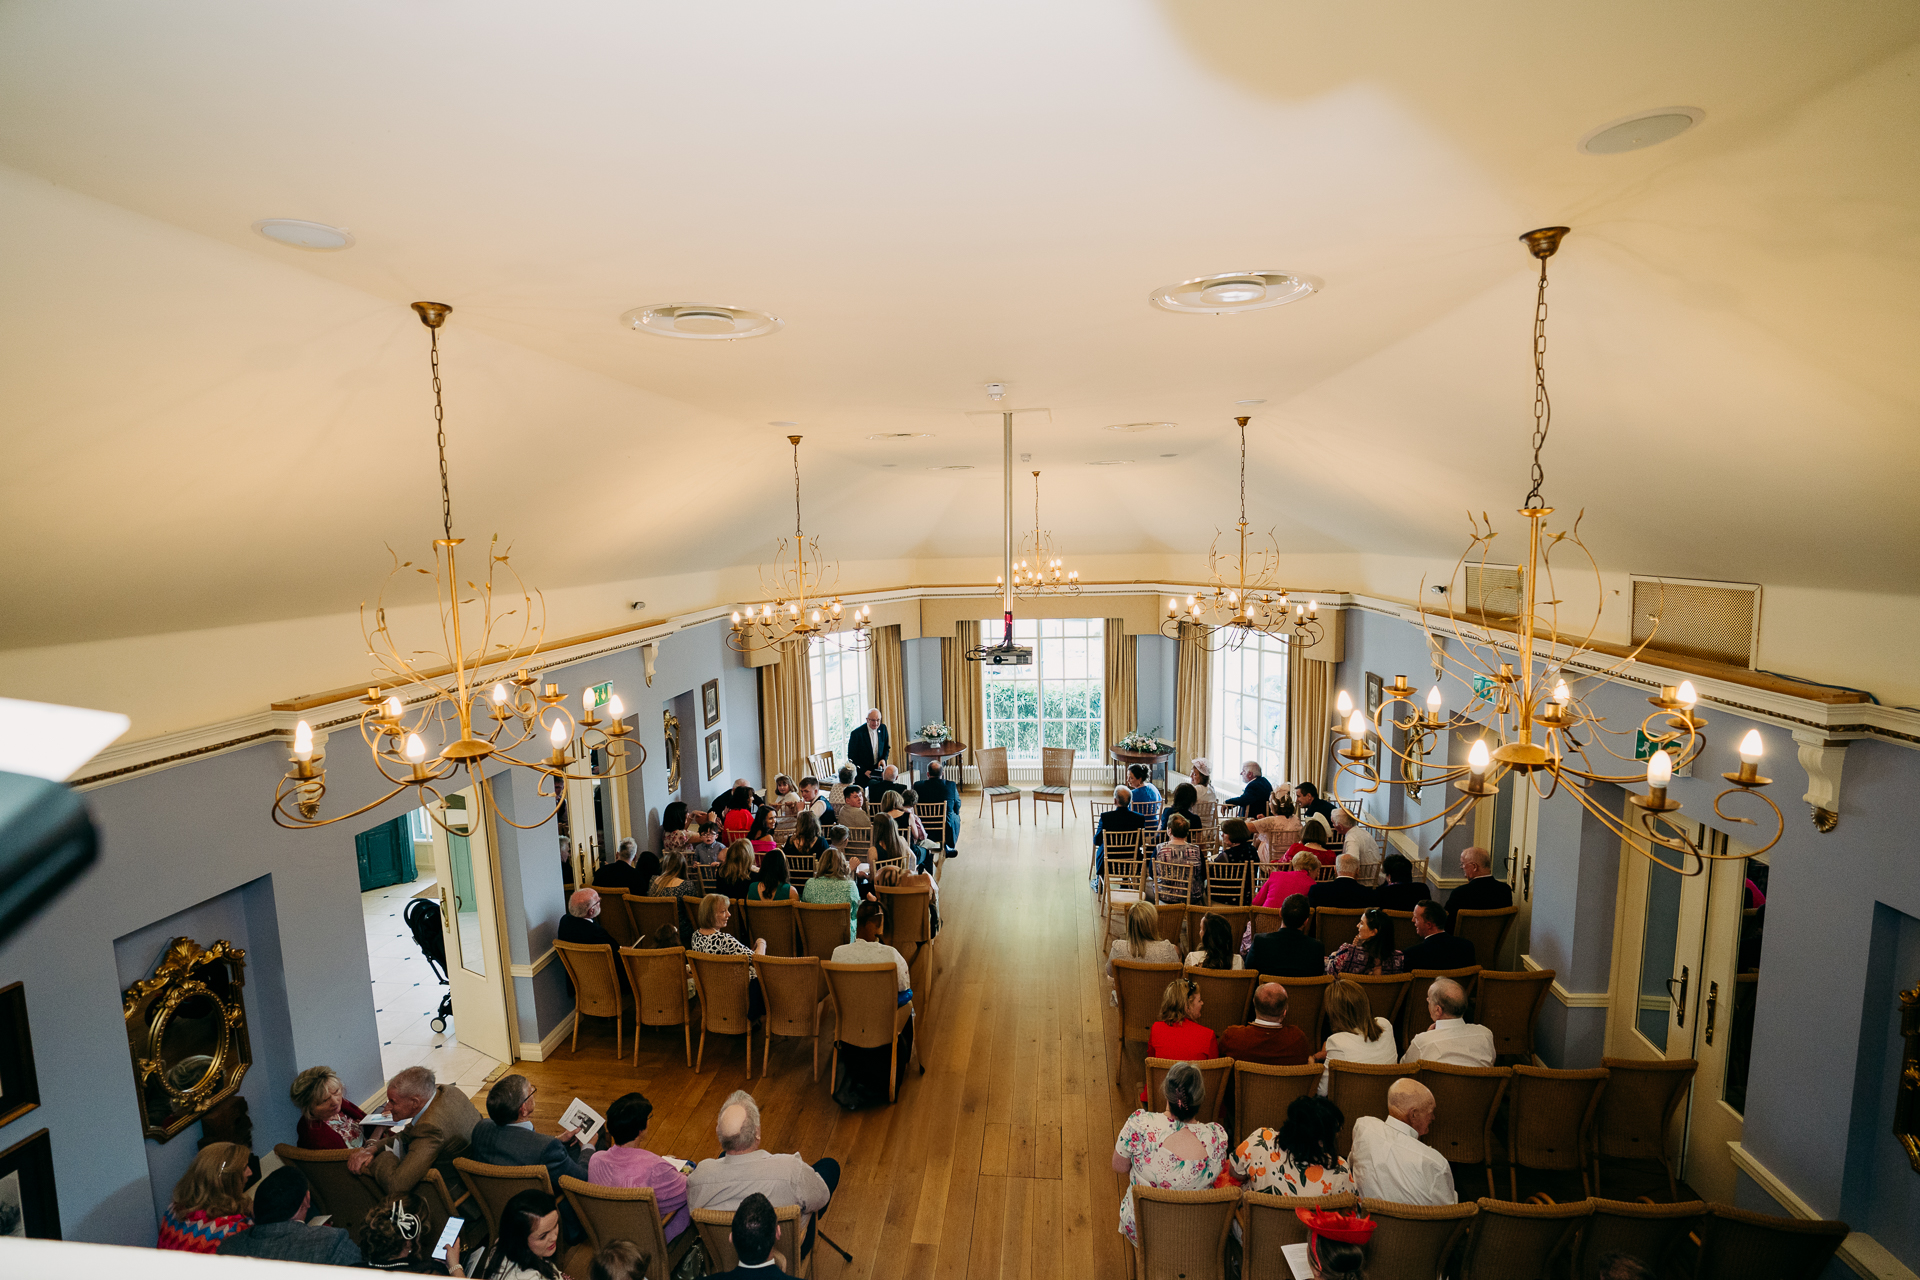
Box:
[517,1012,577,1063]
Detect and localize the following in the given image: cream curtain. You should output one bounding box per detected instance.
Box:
[756,638,814,786]
[1288,642,1336,789]
[1103,618,1137,757]
[869,624,906,737]
[1173,621,1211,774]
[941,621,983,777]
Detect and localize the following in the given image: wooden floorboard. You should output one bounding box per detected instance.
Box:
[506,792,1129,1278]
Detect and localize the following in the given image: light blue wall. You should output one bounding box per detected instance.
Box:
[905,636,942,741]
[1135,634,1175,743]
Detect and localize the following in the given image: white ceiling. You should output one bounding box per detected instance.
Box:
[2,0,1917,651]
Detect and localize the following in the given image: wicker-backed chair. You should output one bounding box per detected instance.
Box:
[625,895,682,947]
[1261,973,1333,1045]
[1572,1198,1707,1280]
[1401,966,1482,1045]
[553,939,631,1058]
[1031,746,1076,823]
[1380,909,1420,957]
[1348,973,1413,1040]
[1243,1192,1357,1279]
[822,960,921,1102]
[1131,1185,1240,1280]
[1477,969,1555,1062]
[270,1145,386,1246]
[1143,1056,1233,1125]
[1413,1061,1511,1199]
[1204,861,1253,909]
[619,944,692,1067]
[1458,1197,1588,1280]
[1594,1056,1696,1199]
[557,1176,694,1280]
[743,898,798,957]
[690,1203,806,1277]
[1102,853,1150,943]
[1313,906,1367,953]
[594,891,639,948]
[1151,901,1189,951]
[687,952,756,1073]
[1454,906,1520,967]
[1359,1198,1477,1280]
[1111,959,1184,1091]
[1184,965,1258,1043]
[794,899,853,966]
[450,1159,552,1242]
[1507,1065,1608,1200]
[976,746,1022,825]
[876,881,936,1012]
[754,953,828,1081]
[1231,1062,1323,1146]
[1249,906,1287,938]
[1327,1060,1405,1157]
[1693,1202,1851,1280]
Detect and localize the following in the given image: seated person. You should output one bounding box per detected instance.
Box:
[558,888,619,948]
[590,1092,690,1243]
[712,842,757,903]
[1289,815,1340,868]
[832,899,912,999]
[650,850,706,904]
[748,848,797,901]
[215,1166,363,1265]
[159,1142,254,1252]
[1092,784,1148,883]
[1107,900,1180,984]
[780,811,830,868]
[920,760,962,853]
[797,776,834,824]
[1349,1079,1455,1205]
[867,760,906,806]
[1112,1062,1229,1246]
[716,1194,799,1280]
[800,843,863,930]
[351,1065,482,1199]
[831,900,919,1104]
[720,785,760,840]
[1222,760,1274,817]
[1306,852,1376,909]
[1152,814,1202,904]
[1160,781,1202,834]
[589,1240,653,1280]
[874,862,939,937]
[476,1189,565,1280]
[687,822,728,867]
[768,773,804,816]
[1247,893,1326,977]
[1403,899,1476,972]
[1373,853,1430,913]
[593,839,646,893]
[1324,907,1405,975]
[1185,911,1243,970]
[1293,781,1338,827]
[1314,976,1398,1094]
[1127,762,1162,809]
[1446,845,1515,913]
[1229,1094,1354,1198]
[361,1192,465,1274]
[291,1064,366,1149]
[1400,977,1495,1066]
[1142,977,1217,1104]
[1331,808,1382,881]
[1218,982,1310,1065]
[747,808,780,858]
[687,1091,839,1260]
[468,1075,591,1191]
[835,786,874,838]
[1214,817,1260,865]
[1254,850,1320,908]
[1248,793,1303,861]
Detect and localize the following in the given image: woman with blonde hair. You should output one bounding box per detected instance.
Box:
[801,844,862,928]
[1106,900,1180,1003]
[1249,792,1303,862]
[648,849,702,903]
[291,1064,365,1149]
[158,1142,253,1251]
[870,813,912,873]
[1140,977,1216,1104]
[1255,849,1322,908]
[1312,976,1398,1094]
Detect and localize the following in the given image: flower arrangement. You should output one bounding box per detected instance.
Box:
[918,722,953,743]
[1117,728,1173,754]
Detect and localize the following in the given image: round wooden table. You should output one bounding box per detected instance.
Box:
[1110,747,1174,791]
[906,740,969,789]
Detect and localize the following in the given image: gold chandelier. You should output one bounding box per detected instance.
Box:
[1327,228,1782,874]
[728,434,871,653]
[273,303,642,831]
[1161,414,1324,652]
[1000,470,1080,596]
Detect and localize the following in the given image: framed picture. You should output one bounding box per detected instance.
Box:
[0,1128,59,1239]
[0,983,39,1129]
[701,678,721,729]
[1365,671,1384,720]
[704,729,723,781]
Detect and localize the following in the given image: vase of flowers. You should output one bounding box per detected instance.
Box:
[1117,728,1172,755]
[918,721,953,747]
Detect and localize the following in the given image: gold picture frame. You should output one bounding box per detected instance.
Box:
[123,938,252,1142]
[664,708,681,793]
[1898,983,1920,1173]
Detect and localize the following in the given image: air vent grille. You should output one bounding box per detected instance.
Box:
[1462,564,1524,622]
[1630,577,1761,669]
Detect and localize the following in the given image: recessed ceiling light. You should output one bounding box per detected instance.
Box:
[869,432,934,440]
[252,218,354,251]
[1106,422,1176,433]
[770,420,797,427]
[1578,107,1705,155]
[930,464,975,471]
[1160,453,1179,458]
[621,303,783,340]
[1150,271,1320,314]
[1235,398,1267,406]
[1087,459,1134,466]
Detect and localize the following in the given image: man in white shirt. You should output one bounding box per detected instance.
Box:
[687,1091,838,1262]
[831,901,911,995]
[1349,1079,1456,1206]
[1400,977,1497,1066]
[1331,808,1382,882]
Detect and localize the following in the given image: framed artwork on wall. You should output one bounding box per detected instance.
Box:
[0,983,39,1129]
[702,679,721,728]
[0,1128,59,1239]
[1365,671,1384,721]
[705,730,723,780]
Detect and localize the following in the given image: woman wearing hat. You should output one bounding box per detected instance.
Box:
[1295,1206,1373,1279]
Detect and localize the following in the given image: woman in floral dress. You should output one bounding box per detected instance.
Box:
[1324,907,1405,976]
[1230,1095,1355,1197]
[1112,1061,1230,1245]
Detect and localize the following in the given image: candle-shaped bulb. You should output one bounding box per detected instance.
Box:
[1346,709,1367,739]
[832,601,843,616]
[731,610,742,625]
[1676,680,1697,708]
[1646,749,1673,787]
[607,694,624,720]
[491,681,508,705]
[1228,590,1239,605]
[1190,602,1202,619]
[996,574,1004,585]
[1738,729,1763,763]
[1186,595,1197,606]
[761,604,772,619]
[548,718,568,749]
[404,733,426,763]
[1426,686,1443,718]
[384,695,403,721]
[1468,739,1491,776]
[810,608,821,623]
[1336,690,1354,717]
[582,689,596,716]
[1552,680,1570,707]
[292,720,314,762]
[789,602,799,617]
[1167,599,1178,616]
[1308,599,1319,618]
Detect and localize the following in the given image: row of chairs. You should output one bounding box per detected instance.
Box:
[1131,1188,1850,1280]
[1102,883,1519,964]
[593,885,927,960]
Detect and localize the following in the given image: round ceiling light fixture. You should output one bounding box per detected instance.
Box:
[930,464,975,471]
[1106,422,1176,433]
[1087,459,1134,466]
[1235,398,1267,406]
[869,432,934,440]
[1150,270,1320,314]
[1578,106,1705,155]
[252,219,354,251]
[621,303,783,340]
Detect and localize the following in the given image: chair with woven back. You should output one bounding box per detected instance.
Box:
[1380,909,1420,956]
[1476,968,1555,1062]
[1151,901,1189,952]
[1249,906,1287,939]
[1130,1185,1241,1280]
[821,960,921,1102]
[1242,1192,1357,1280]
[619,944,692,1067]
[687,951,757,1073]
[743,898,798,957]
[1144,1056,1233,1126]
[1453,905,1520,967]
[1693,1202,1851,1280]
[271,1145,386,1247]
[1359,1198,1478,1280]
[1593,1056,1696,1199]
[1348,973,1412,1038]
[975,746,1022,825]
[1507,1064,1608,1200]
[1313,906,1366,953]
[876,881,937,1012]
[1262,973,1333,1046]
[557,1176,694,1280]
[1184,965,1257,1043]
[1102,852,1150,944]
[1327,1060,1405,1157]
[690,1203,807,1277]
[1031,746,1076,824]
[1413,1061,1510,1198]
[1204,861,1253,909]
[624,895,682,946]
[1401,965,1482,1046]
[1230,1062,1323,1147]
[1571,1198,1707,1279]
[450,1158,552,1243]
[1209,903,1253,947]
[553,939,631,1058]
[754,953,828,1080]
[1111,959,1184,1092]
[1457,1197,1589,1280]
[793,899,852,964]
[594,891,639,948]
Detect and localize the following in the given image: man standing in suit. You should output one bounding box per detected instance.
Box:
[1247,894,1326,977]
[468,1074,593,1192]
[920,760,962,854]
[1092,785,1147,884]
[711,1194,803,1280]
[1218,984,1312,1065]
[1446,847,1515,913]
[846,708,890,794]
[350,1066,481,1200]
[1307,853,1377,909]
[1222,760,1274,817]
[1402,900,1476,972]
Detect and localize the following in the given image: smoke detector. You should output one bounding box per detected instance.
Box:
[1150,271,1320,314]
[252,219,354,251]
[621,303,783,340]
[1578,107,1705,154]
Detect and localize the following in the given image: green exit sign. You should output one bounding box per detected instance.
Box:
[1635,731,1692,776]
[1471,675,1496,702]
[587,681,613,709]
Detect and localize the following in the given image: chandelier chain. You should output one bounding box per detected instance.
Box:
[430,327,452,541]
[1239,416,1248,524]
[791,437,803,538]
[1525,255,1552,508]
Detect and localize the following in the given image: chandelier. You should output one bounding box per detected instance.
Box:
[272,303,642,832]
[1161,414,1324,652]
[728,434,871,653]
[999,470,1080,596]
[1326,228,1782,874]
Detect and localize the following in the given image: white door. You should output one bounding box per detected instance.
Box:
[429,785,515,1064]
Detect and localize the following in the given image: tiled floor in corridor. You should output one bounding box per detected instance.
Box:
[362,873,502,1099]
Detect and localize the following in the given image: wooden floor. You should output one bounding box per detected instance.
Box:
[506,793,1134,1279]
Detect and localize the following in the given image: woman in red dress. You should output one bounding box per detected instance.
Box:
[1141,977,1218,1104]
[1284,816,1338,868]
[291,1065,367,1149]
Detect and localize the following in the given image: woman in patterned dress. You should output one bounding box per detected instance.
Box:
[1112,1061,1230,1245]
[157,1142,253,1251]
[1229,1095,1355,1197]
[1324,907,1405,976]
[1153,815,1202,905]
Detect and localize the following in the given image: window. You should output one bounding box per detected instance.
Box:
[1209,633,1289,782]
[809,632,872,759]
[980,617,1104,762]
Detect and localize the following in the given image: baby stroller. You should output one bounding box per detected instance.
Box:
[402,897,455,1034]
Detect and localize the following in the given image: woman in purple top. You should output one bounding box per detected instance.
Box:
[587,1092,691,1241]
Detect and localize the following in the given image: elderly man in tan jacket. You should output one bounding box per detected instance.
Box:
[348,1065,482,1198]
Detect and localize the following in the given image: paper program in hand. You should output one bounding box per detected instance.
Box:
[559,1097,606,1145]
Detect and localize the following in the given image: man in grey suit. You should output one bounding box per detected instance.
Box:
[468,1074,593,1192]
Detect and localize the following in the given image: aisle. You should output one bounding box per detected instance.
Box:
[503,795,1133,1279]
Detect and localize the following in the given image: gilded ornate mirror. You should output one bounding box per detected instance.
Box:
[124,938,252,1142]
[664,708,681,792]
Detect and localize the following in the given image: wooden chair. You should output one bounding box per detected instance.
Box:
[1378,907,1418,956]
[1312,906,1366,953]
[1111,959,1184,1091]
[625,895,682,947]
[1413,1061,1510,1198]
[1693,1202,1851,1280]
[1477,969,1555,1062]
[876,881,937,1014]
[1458,1197,1588,1280]
[450,1159,552,1243]
[594,892,639,948]
[1231,1062,1323,1146]
[1262,973,1333,1045]
[914,801,949,851]
[1204,861,1253,908]
[1401,966,1482,1045]
[822,960,921,1102]
[553,939,631,1058]
[1209,904,1253,948]
[690,1203,807,1277]
[1131,798,1163,823]
[755,954,829,1080]
[976,746,1022,825]
[1031,746,1076,823]
[692,862,721,894]
[1144,1056,1233,1126]
[557,1176,694,1280]
[1327,1060,1405,1157]
[1248,906,1287,938]
[1454,906,1520,967]
[1243,1193,1356,1280]
[270,1145,385,1246]
[1131,1185,1240,1280]
[1572,1198,1706,1280]
[1348,973,1412,1040]
[743,898,798,957]
[687,952,756,1073]
[843,826,873,862]
[1096,823,1145,887]
[1358,1197,1478,1280]
[1102,854,1151,942]
[784,849,817,889]
[619,944,692,1067]
[1507,1065,1608,1200]
[1185,965,1257,1042]
[794,899,852,964]
[1594,1056,1696,1199]
[1151,901,1188,951]
[1153,857,1198,910]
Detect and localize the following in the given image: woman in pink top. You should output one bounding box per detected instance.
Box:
[1255,850,1320,908]
[1247,795,1304,863]
[588,1092,691,1241]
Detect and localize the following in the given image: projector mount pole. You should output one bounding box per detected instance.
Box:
[1001,407,1014,640]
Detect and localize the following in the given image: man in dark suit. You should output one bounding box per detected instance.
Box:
[919,760,962,853]
[1092,785,1148,883]
[1218,983,1313,1065]
[1222,760,1275,817]
[1307,852,1377,909]
[216,1167,363,1265]
[1403,900,1476,971]
[1247,894,1326,977]
[593,839,645,893]
[1374,853,1430,913]
[468,1074,593,1193]
[1294,781,1338,827]
[1446,846,1515,913]
[846,708,890,793]
[712,1194,803,1280]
